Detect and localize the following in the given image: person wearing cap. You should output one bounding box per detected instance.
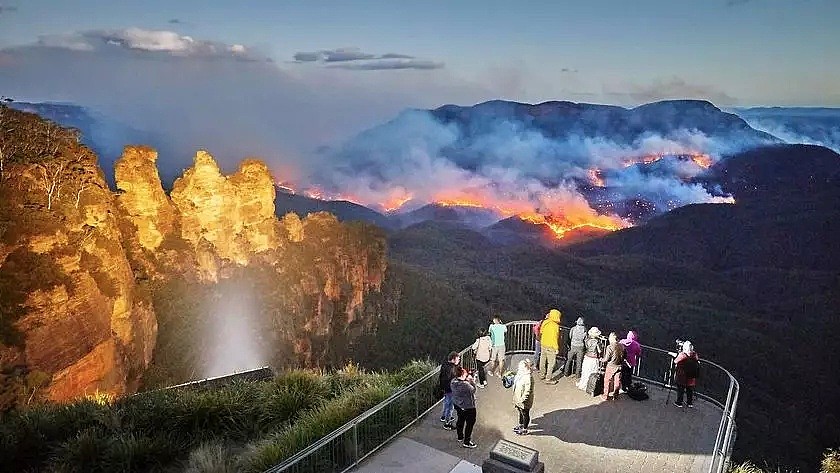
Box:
[674,341,699,408]
[538,309,562,384]
[513,359,535,435]
[564,317,587,378]
[577,326,603,390]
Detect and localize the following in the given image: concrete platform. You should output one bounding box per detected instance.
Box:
[355,355,720,473]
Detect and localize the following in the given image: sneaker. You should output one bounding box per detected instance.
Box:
[456,437,463,442]
[443,423,454,430]
[486,372,493,377]
[477,383,486,389]
[673,402,684,408]
[449,416,457,423]
[462,441,478,449]
[545,380,558,385]
[516,429,529,436]
[440,416,446,422]
[513,425,522,432]
[687,404,694,408]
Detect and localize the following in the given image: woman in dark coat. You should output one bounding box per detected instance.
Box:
[674,341,699,408]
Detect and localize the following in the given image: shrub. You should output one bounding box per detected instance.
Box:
[823,449,840,473]
[183,442,239,473]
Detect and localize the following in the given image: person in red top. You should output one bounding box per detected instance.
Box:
[532,316,545,366]
[673,341,700,408]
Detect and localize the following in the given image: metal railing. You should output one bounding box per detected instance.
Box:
[266,321,739,473]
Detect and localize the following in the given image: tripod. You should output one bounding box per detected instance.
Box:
[663,355,677,406]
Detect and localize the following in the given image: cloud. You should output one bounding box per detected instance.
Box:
[603,76,738,106]
[0,27,487,186]
[0,5,17,15]
[168,18,184,24]
[293,47,442,71]
[329,59,444,71]
[32,28,255,59]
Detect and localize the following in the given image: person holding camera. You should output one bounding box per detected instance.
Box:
[451,365,478,448]
[673,340,700,408]
[439,351,460,428]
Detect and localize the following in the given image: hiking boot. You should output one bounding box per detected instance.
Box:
[674,402,684,408]
[462,441,478,449]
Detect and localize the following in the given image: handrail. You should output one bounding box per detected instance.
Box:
[266,320,739,473]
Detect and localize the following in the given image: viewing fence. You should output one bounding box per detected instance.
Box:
[266,321,739,473]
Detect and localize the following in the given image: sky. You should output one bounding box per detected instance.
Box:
[0,0,838,184]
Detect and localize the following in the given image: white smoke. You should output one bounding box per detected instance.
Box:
[203,285,267,378]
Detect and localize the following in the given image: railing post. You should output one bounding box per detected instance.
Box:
[353,421,359,468]
[415,384,419,419]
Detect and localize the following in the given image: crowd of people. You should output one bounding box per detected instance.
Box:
[437,309,700,447]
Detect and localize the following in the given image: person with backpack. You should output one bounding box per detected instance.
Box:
[538,309,562,384]
[488,317,507,377]
[564,317,587,378]
[451,365,478,448]
[577,326,603,391]
[600,332,625,401]
[438,351,459,428]
[471,328,492,388]
[512,359,535,435]
[619,330,642,391]
[673,341,700,408]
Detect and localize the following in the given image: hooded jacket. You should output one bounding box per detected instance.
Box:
[451,377,476,409]
[539,309,562,351]
[513,363,535,409]
[569,317,587,347]
[619,331,641,367]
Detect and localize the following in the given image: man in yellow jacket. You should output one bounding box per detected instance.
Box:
[538,309,562,384]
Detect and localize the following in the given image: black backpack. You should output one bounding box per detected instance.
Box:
[682,357,700,379]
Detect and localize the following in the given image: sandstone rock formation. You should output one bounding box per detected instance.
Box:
[170,151,279,271]
[0,106,157,407]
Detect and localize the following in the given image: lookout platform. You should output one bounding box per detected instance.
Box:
[356,354,719,473]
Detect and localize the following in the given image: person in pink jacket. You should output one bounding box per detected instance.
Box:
[619,331,641,390]
[471,328,492,388]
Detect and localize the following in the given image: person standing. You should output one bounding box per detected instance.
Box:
[674,341,700,408]
[471,328,492,388]
[513,359,535,435]
[538,309,562,384]
[564,317,587,378]
[619,330,641,390]
[577,327,603,391]
[532,317,544,367]
[488,317,508,377]
[600,332,625,400]
[451,366,478,448]
[438,351,459,428]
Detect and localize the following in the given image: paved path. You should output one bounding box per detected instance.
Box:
[357,355,720,473]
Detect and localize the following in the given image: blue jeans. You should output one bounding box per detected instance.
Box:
[442,392,454,421]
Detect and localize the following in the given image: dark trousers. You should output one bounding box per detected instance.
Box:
[517,406,530,429]
[620,364,633,389]
[564,345,585,377]
[676,385,694,405]
[476,360,488,385]
[455,406,476,443]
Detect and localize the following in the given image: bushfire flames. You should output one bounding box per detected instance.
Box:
[621,152,714,169]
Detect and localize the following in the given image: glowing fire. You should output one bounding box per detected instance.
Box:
[621,152,714,169]
[430,189,627,240]
[383,194,414,213]
[276,181,296,194]
[588,169,606,187]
